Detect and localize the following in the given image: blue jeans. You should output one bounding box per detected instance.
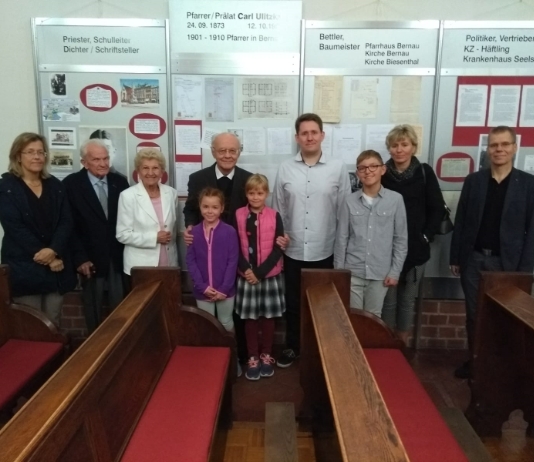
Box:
[460,251,503,351]
[382,265,425,332]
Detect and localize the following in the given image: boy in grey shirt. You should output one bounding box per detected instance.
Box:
[334,150,407,316]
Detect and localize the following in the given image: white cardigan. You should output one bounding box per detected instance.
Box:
[116,182,179,275]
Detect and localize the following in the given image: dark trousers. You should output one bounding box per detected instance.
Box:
[283,254,334,353]
[81,262,125,334]
[460,251,503,351]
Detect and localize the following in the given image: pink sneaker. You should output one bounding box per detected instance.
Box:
[260,353,275,377]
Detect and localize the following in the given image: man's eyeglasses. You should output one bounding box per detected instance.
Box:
[215,148,239,156]
[356,164,383,173]
[488,142,515,149]
[21,150,47,158]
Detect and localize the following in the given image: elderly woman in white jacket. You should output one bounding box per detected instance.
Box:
[116,148,178,275]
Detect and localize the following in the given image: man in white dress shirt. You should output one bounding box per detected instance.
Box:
[273,113,351,367]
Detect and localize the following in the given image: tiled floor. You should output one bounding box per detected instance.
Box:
[232,348,534,462]
[233,348,470,423]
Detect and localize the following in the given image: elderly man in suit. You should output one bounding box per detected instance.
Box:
[183,132,251,229]
[63,139,129,334]
[450,125,534,378]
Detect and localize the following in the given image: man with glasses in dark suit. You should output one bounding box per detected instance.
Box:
[450,125,534,379]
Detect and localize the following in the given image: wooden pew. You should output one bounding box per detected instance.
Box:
[0,265,67,417]
[0,267,235,462]
[300,269,468,462]
[467,271,534,436]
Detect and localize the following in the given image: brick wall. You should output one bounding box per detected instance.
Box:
[59,292,468,350]
[417,300,467,349]
[60,291,88,348]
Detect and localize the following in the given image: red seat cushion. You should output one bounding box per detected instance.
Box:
[121,346,230,462]
[365,349,468,462]
[0,339,63,409]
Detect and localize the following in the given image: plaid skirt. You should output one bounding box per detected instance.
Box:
[235,273,286,320]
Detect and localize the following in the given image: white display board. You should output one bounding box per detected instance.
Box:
[442,22,534,73]
[35,21,166,70]
[33,19,171,185]
[305,23,438,72]
[170,0,302,54]
[302,21,439,170]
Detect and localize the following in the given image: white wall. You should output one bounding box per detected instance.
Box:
[1,0,534,240]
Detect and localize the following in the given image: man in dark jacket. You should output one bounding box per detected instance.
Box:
[183,132,252,229]
[450,126,534,378]
[63,139,129,333]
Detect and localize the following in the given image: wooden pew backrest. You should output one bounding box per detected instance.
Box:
[303,276,409,461]
[470,271,534,436]
[0,270,175,462]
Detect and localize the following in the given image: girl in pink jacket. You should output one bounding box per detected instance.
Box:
[234,174,285,381]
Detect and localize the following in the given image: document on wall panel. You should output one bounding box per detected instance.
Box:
[365,124,394,162]
[520,85,534,127]
[238,164,279,193]
[321,124,334,159]
[456,85,488,127]
[313,76,343,123]
[390,76,422,124]
[524,155,534,173]
[488,85,520,127]
[349,78,378,119]
[205,77,234,122]
[332,125,362,165]
[201,127,220,149]
[267,127,292,155]
[175,162,202,196]
[174,75,203,120]
[441,158,471,178]
[237,77,295,120]
[242,128,266,156]
[175,124,201,155]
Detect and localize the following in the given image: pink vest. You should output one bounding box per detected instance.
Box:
[235,206,283,278]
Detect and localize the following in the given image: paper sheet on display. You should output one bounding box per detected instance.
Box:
[175,162,202,196]
[237,77,295,120]
[332,125,362,165]
[174,75,203,120]
[267,128,292,155]
[390,76,421,124]
[313,76,343,123]
[456,85,488,127]
[205,77,234,122]
[349,78,378,119]
[488,85,520,127]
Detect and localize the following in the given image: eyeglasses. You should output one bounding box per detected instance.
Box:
[215,148,239,156]
[488,141,515,149]
[21,150,47,157]
[356,164,383,173]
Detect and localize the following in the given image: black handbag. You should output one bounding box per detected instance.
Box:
[421,164,454,235]
[437,204,454,235]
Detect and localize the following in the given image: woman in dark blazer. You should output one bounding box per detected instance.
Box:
[381,125,445,345]
[0,132,76,326]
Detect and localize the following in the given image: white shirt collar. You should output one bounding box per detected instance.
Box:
[295,151,326,165]
[215,164,235,180]
[86,170,107,185]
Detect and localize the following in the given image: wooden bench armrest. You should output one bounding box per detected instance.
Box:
[5,304,67,344]
[348,308,403,350]
[179,305,237,383]
[306,282,409,461]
